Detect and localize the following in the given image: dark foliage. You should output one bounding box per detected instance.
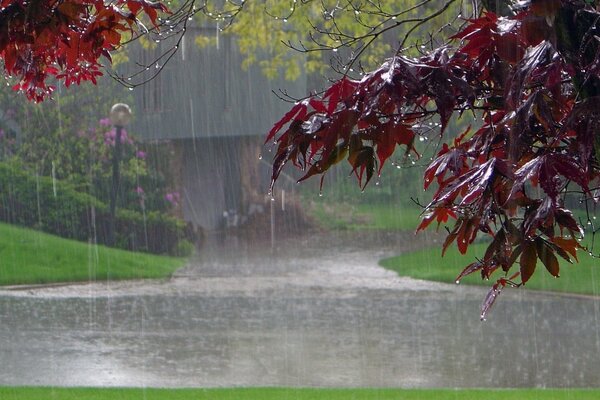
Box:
[268,0,600,318]
[0,0,168,101]
[0,161,195,255]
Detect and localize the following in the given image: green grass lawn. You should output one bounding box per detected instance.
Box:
[353,204,423,231]
[308,201,423,232]
[0,222,187,286]
[0,388,599,400]
[380,242,600,295]
[307,198,600,295]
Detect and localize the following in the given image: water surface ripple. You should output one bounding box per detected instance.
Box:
[0,231,599,388]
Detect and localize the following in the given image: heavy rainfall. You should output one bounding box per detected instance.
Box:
[1,0,600,398]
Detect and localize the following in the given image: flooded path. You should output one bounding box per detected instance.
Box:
[1,231,599,388]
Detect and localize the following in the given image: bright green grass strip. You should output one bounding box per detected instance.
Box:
[1,388,600,400]
[380,242,600,295]
[309,202,422,231]
[0,222,186,286]
[353,204,422,231]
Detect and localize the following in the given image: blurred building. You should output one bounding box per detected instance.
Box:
[128,27,307,232]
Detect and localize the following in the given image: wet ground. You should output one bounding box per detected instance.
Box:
[0,230,600,388]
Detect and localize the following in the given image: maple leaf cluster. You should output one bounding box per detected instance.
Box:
[0,0,167,101]
[268,0,600,318]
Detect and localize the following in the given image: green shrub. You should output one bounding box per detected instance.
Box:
[0,161,195,255]
[173,239,195,257]
[96,209,194,255]
[0,160,99,238]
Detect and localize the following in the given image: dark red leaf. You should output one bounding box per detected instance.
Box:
[507,244,523,272]
[324,77,358,113]
[309,98,328,114]
[555,208,583,236]
[442,225,459,256]
[424,145,467,190]
[455,260,484,283]
[520,241,537,284]
[434,158,497,206]
[374,123,416,172]
[417,206,457,232]
[484,229,505,261]
[348,146,376,188]
[266,101,308,143]
[265,1,600,317]
[551,237,580,262]
[536,239,560,278]
[480,279,505,321]
[544,239,573,264]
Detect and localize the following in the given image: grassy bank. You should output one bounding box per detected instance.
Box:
[0,222,186,286]
[380,242,600,295]
[308,202,423,231]
[1,388,599,400]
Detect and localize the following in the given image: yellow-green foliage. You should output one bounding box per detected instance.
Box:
[196,0,465,81]
[195,34,218,48]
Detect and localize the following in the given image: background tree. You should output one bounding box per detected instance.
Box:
[196,0,463,82]
[266,0,600,318]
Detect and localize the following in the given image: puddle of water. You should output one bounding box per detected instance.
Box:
[0,231,599,387]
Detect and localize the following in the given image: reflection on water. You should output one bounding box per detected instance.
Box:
[0,231,599,388]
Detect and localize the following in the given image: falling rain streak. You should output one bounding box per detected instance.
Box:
[0,0,599,394]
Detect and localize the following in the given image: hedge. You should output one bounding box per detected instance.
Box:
[0,161,195,255]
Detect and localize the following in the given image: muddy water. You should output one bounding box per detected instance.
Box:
[0,231,599,388]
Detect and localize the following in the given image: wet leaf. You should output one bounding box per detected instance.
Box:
[536,239,560,277]
[266,101,308,143]
[555,208,584,237]
[520,241,537,284]
[551,237,580,262]
[455,260,484,283]
[480,280,506,321]
[265,1,600,317]
[348,146,375,188]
